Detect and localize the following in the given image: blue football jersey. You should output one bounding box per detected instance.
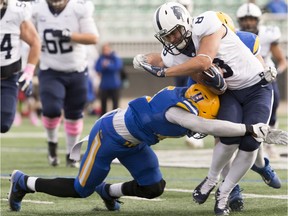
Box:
[124,86,198,145]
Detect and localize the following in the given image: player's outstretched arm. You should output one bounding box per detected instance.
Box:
[166,107,288,145]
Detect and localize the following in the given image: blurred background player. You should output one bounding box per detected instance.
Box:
[31,0,99,167]
[13,41,41,127]
[0,0,40,133]
[236,2,287,158]
[95,42,123,116]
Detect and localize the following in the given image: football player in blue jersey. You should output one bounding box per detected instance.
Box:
[8,83,287,212]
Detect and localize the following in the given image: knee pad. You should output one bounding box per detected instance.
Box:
[239,136,261,152]
[123,179,166,199]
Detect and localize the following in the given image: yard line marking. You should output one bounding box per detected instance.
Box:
[165,188,288,200]
[1,198,54,204]
[1,132,64,138]
[122,196,164,201]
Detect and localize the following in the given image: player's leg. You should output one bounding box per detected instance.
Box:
[96,144,165,211]
[1,74,19,133]
[215,84,274,215]
[265,81,280,158]
[119,144,165,199]
[38,69,64,166]
[63,70,87,167]
[193,91,241,207]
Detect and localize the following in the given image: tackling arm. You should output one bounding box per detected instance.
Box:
[165,107,288,145]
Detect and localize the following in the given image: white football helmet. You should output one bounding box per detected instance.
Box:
[236,3,262,33]
[236,3,262,19]
[153,2,192,55]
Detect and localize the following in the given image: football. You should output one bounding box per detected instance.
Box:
[190,65,226,95]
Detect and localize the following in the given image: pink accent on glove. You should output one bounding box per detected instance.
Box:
[18,64,35,91]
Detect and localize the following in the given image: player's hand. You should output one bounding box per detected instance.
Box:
[266,129,288,145]
[263,66,277,83]
[140,61,166,77]
[202,65,227,92]
[17,64,35,96]
[250,123,269,142]
[133,54,147,71]
[52,29,72,41]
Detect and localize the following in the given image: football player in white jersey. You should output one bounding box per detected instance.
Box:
[133,2,277,215]
[31,0,99,167]
[0,0,41,133]
[236,2,287,158]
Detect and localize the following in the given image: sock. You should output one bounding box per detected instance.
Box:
[64,119,83,154]
[27,177,38,192]
[208,142,239,181]
[221,150,237,179]
[254,144,265,168]
[109,183,124,197]
[35,178,81,197]
[225,149,258,184]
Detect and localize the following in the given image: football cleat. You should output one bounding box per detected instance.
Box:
[193,177,217,204]
[95,182,121,211]
[251,157,281,188]
[228,184,244,211]
[8,170,32,211]
[214,188,230,216]
[48,142,60,166]
[66,154,80,168]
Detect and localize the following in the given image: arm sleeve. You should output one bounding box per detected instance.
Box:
[165,107,247,137]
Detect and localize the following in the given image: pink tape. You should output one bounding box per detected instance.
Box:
[64,119,83,136]
[42,116,61,129]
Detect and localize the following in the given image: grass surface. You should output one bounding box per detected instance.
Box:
[1,114,287,216]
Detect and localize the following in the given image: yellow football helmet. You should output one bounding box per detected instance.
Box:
[217,12,236,32]
[185,84,220,119]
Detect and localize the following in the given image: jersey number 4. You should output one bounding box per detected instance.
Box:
[1,34,12,59]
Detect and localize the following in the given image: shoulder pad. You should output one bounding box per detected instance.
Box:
[192,11,222,37]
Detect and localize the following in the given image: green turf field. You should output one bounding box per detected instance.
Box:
[1,114,287,216]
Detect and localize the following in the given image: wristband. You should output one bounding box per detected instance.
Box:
[245,124,254,136]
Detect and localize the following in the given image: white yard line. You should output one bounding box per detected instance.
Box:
[1,198,54,204]
[165,188,288,200]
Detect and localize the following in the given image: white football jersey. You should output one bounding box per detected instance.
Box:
[0,0,31,67]
[31,0,99,72]
[162,11,265,90]
[258,25,281,68]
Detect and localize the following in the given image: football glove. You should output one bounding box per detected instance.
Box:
[52,29,72,41]
[202,65,227,92]
[140,61,167,77]
[133,54,147,71]
[263,66,277,83]
[17,64,35,96]
[266,129,288,145]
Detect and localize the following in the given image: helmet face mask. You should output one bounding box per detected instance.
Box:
[238,16,259,33]
[185,84,220,119]
[153,2,192,55]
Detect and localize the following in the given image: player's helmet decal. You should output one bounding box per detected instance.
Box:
[171,6,185,22]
